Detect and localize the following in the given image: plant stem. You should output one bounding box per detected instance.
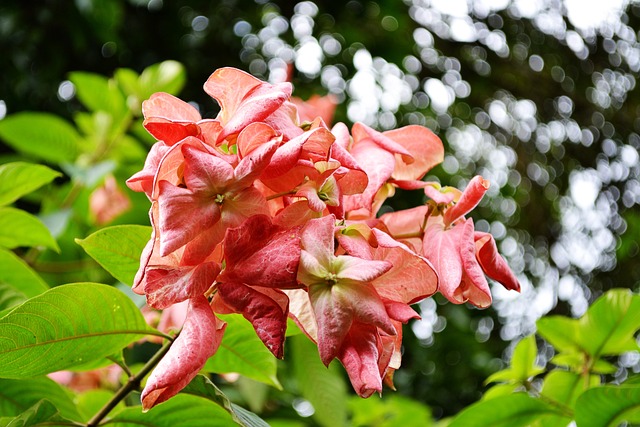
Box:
[86,338,174,427]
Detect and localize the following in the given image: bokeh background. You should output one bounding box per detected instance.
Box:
[2,0,640,420]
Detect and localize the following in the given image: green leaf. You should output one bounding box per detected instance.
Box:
[448,393,571,427]
[0,113,80,163]
[69,72,128,124]
[139,61,186,97]
[0,377,81,421]
[292,334,348,427]
[575,385,640,427]
[181,374,270,427]
[349,394,432,427]
[0,162,61,206]
[536,316,580,354]
[0,283,156,378]
[541,370,599,409]
[578,288,640,357]
[4,399,71,427]
[109,394,235,427]
[551,353,617,374]
[0,248,49,298]
[204,314,281,388]
[0,207,60,252]
[486,335,543,385]
[76,225,151,286]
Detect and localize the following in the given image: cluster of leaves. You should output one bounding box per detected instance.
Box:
[449,288,640,427]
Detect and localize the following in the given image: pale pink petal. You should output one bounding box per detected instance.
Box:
[475,231,521,292]
[334,255,392,285]
[127,142,170,197]
[443,176,490,226]
[385,125,444,181]
[333,283,396,336]
[141,296,226,411]
[236,122,279,159]
[291,94,338,125]
[299,215,336,269]
[370,228,438,304]
[264,101,305,141]
[352,122,413,163]
[283,288,317,341]
[422,218,465,304]
[423,183,457,205]
[142,92,202,122]
[232,137,279,190]
[342,139,395,214]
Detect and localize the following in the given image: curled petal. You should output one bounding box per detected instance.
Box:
[143,92,201,122]
[141,296,226,411]
[443,176,489,226]
[384,125,444,181]
[475,231,521,292]
[337,323,383,398]
[144,261,220,309]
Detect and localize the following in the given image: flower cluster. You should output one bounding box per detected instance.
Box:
[127,67,520,409]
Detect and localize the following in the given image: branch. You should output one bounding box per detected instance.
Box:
[86,337,175,427]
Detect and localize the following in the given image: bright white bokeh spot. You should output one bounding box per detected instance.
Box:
[431,0,469,17]
[564,0,628,30]
[570,170,602,209]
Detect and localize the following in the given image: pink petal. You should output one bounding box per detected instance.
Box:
[370,228,438,304]
[474,231,520,292]
[309,284,353,365]
[236,122,279,159]
[352,122,413,163]
[127,142,170,197]
[384,125,444,181]
[422,218,465,304]
[141,296,226,411]
[342,139,395,214]
[143,119,201,146]
[443,176,490,226]
[337,323,383,398]
[299,215,336,270]
[334,255,392,284]
[142,92,202,122]
[264,101,304,141]
[181,144,234,194]
[222,215,302,289]
[157,181,221,256]
[216,282,289,358]
[144,262,220,309]
[233,136,279,190]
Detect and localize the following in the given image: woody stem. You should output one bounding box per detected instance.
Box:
[86,336,175,427]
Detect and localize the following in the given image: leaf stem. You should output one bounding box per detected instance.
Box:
[86,337,174,427]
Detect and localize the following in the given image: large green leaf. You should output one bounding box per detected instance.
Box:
[108,394,235,427]
[0,162,61,207]
[537,289,640,363]
[0,283,156,378]
[291,334,348,427]
[76,225,151,286]
[448,393,571,427]
[541,370,599,409]
[0,207,60,252]
[203,314,281,388]
[0,248,49,299]
[182,375,270,427]
[536,316,580,354]
[578,288,640,357]
[0,113,81,163]
[574,385,640,427]
[0,377,80,421]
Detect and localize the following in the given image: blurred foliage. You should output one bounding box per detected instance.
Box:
[2,0,640,421]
